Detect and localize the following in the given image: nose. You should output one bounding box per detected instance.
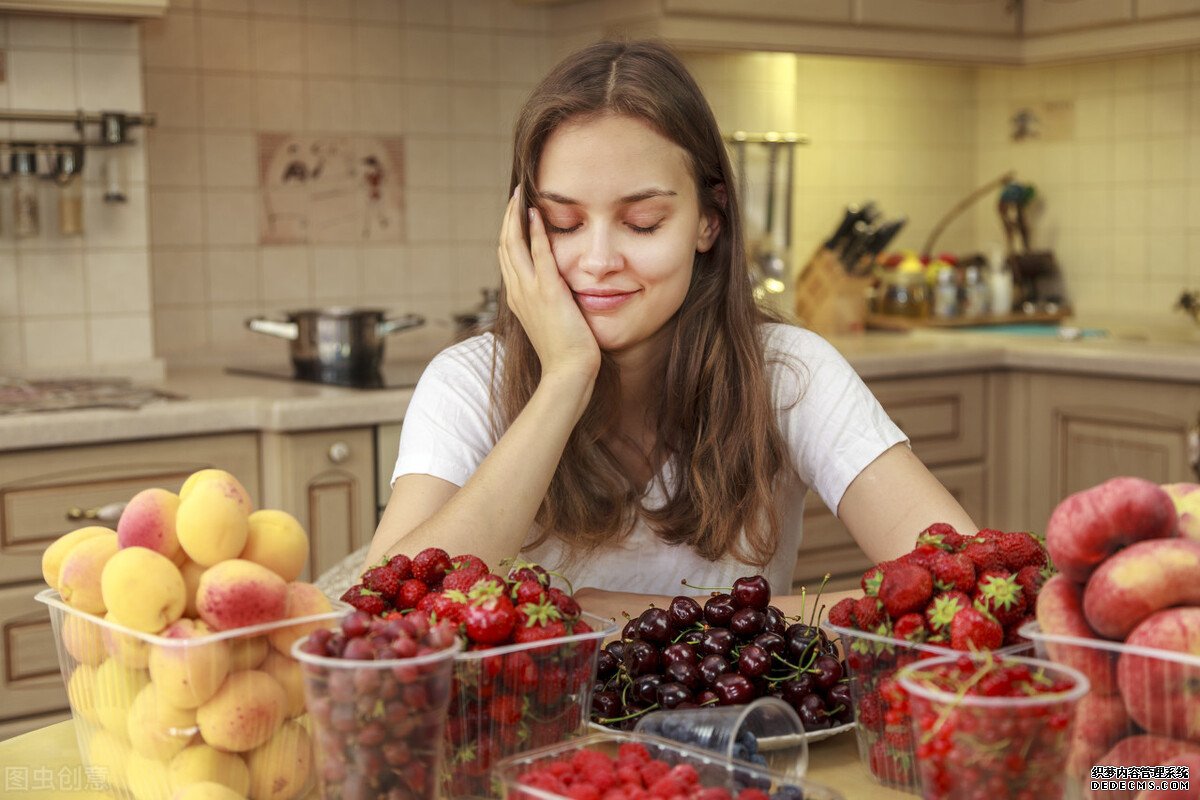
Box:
[578,223,623,278]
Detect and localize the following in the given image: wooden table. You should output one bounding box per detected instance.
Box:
[0,720,916,799]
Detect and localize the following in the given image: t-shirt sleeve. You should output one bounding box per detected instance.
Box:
[768,326,908,517]
[391,345,496,488]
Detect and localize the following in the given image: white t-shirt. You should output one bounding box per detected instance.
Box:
[392,323,906,596]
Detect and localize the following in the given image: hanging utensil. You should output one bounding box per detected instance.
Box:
[734,135,748,214]
[782,139,795,252]
[755,139,787,293]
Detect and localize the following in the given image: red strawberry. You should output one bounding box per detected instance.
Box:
[464,593,517,645]
[1014,564,1050,602]
[995,531,1048,572]
[916,522,967,552]
[961,537,1005,573]
[411,546,452,584]
[511,578,547,606]
[385,553,412,580]
[450,553,488,574]
[827,597,856,628]
[442,564,487,593]
[949,606,1003,651]
[975,572,1026,629]
[899,543,941,572]
[427,590,468,624]
[856,691,884,727]
[878,563,933,619]
[342,586,388,616]
[361,564,401,600]
[852,596,885,630]
[547,587,581,618]
[1005,614,1034,646]
[860,563,888,596]
[397,578,429,609]
[893,612,927,642]
[924,590,972,634]
[508,563,551,586]
[929,551,975,594]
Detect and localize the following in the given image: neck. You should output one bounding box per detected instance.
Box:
[609,321,673,414]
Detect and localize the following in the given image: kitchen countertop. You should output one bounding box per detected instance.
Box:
[3,328,1199,453]
[0,719,912,799]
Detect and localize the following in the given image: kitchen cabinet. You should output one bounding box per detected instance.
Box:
[260,427,377,583]
[0,432,258,738]
[0,0,166,16]
[1022,0,1133,34]
[792,371,989,593]
[1010,372,1200,532]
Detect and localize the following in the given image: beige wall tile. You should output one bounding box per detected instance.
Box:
[406,243,454,293]
[206,248,259,303]
[405,189,452,242]
[305,79,357,132]
[306,21,354,76]
[0,253,18,317]
[24,318,87,366]
[8,51,76,110]
[260,246,312,304]
[356,0,402,23]
[199,14,252,72]
[406,83,451,134]
[77,52,143,110]
[493,33,543,85]
[306,0,352,21]
[201,75,257,130]
[204,190,258,245]
[1112,140,1151,183]
[152,249,206,305]
[256,76,305,130]
[209,304,262,348]
[198,0,250,12]
[355,24,404,78]
[451,85,498,136]
[142,11,198,70]
[202,132,258,188]
[74,19,139,51]
[90,314,154,362]
[452,0,493,29]
[86,251,151,314]
[145,72,202,129]
[450,189,498,243]
[254,0,304,16]
[18,252,86,317]
[1150,89,1187,136]
[0,321,22,368]
[1151,138,1187,183]
[254,17,304,74]
[154,306,209,356]
[147,131,204,187]
[405,0,450,27]
[9,16,72,49]
[454,242,497,292]
[450,30,493,82]
[150,190,206,246]
[83,185,151,250]
[312,246,361,299]
[401,27,448,81]
[355,80,404,134]
[361,245,407,296]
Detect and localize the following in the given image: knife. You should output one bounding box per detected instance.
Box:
[845,217,907,276]
[823,204,861,253]
[839,220,873,272]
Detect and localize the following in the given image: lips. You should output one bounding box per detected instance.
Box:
[573,289,638,312]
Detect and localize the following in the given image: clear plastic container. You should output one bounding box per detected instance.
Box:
[823,621,1032,793]
[495,731,846,800]
[37,587,344,800]
[634,695,809,780]
[443,612,618,799]
[1021,620,1200,798]
[292,632,459,800]
[898,652,1089,800]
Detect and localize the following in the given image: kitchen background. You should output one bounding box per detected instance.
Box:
[0,0,1199,376]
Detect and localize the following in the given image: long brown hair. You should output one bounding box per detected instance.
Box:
[494,39,792,567]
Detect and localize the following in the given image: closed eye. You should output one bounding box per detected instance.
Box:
[545,222,581,235]
[628,222,661,235]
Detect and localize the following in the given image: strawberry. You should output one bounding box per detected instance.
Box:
[924,590,972,634]
[949,606,1003,651]
[342,586,388,616]
[427,589,468,624]
[929,551,975,594]
[893,612,927,642]
[442,564,487,593]
[1005,614,1034,646]
[860,563,886,596]
[451,553,488,574]
[827,597,856,628]
[995,530,1048,572]
[508,562,551,587]
[961,537,1005,573]
[384,553,412,580]
[915,522,967,552]
[464,593,517,645]
[878,563,933,619]
[899,543,941,572]
[852,596,885,630]
[396,578,428,609]
[975,572,1027,629]
[488,693,524,725]
[411,546,452,584]
[1014,563,1050,602]
[361,564,401,600]
[547,586,581,618]
[856,691,884,727]
[512,578,547,606]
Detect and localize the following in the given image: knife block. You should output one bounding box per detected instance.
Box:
[793,248,871,336]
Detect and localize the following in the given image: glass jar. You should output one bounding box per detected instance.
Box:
[880,270,929,318]
[11,151,40,239]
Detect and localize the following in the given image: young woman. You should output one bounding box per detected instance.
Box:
[364,40,975,621]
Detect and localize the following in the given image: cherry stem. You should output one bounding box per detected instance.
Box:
[596,702,659,725]
[808,574,831,626]
[680,579,731,593]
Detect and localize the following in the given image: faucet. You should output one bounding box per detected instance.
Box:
[1177,290,1200,325]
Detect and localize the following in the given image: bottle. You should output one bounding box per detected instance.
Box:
[11,151,40,239]
[986,245,1013,316]
[56,147,84,237]
[961,265,990,318]
[932,265,959,318]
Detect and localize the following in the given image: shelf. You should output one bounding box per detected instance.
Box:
[865,310,1072,331]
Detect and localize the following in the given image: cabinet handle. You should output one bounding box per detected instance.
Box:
[66,501,126,524]
[328,441,351,464]
[1188,418,1200,482]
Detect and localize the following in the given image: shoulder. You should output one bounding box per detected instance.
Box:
[760,322,842,364]
[423,333,502,384]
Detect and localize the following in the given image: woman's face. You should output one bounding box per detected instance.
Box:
[535,113,719,357]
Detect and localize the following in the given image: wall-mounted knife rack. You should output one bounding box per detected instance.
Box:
[0,108,155,177]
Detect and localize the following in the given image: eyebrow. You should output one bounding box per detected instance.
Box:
[538,189,678,206]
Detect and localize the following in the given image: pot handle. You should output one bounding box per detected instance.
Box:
[376,313,426,337]
[246,317,299,340]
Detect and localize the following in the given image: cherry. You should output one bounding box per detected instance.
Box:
[703,594,736,627]
[633,673,665,704]
[596,649,618,679]
[661,642,698,665]
[812,654,844,690]
[622,640,660,677]
[656,681,692,709]
[664,659,702,690]
[712,672,756,705]
[635,607,672,645]
[699,627,735,657]
[698,654,731,686]
[764,605,787,635]
[737,644,770,678]
[784,623,824,661]
[751,631,786,658]
[731,575,771,610]
[729,607,766,639]
[779,676,815,708]
[604,640,627,663]
[667,595,703,630]
[621,618,640,641]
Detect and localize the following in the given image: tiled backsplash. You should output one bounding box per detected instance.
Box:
[0,14,153,374]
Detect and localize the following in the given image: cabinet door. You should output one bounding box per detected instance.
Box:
[859,0,1019,34]
[1022,0,1134,34]
[1024,374,1200,529]
[869,373,987,466]
[261,429,376,582]
[0,584,70,722]
[792,462,986,594]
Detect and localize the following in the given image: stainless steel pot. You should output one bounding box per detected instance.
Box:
[452,288,499,340]
[246,307,425,384]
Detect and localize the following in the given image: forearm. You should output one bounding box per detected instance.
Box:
[369,371,594,568]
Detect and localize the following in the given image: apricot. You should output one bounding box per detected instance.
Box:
[266,581,334,655]
[171,783,246,800]
[1045,477,1178,583]
[126,751,173,800]
[196,559,288,631]
[93,657,150,738]
[228,634,269,671]
[1035,574,1119,695]
[101,546,187,633]
[68,663,101,723]
[42,525,109,589]
[245,720,312,800]
[148,618,231,709]
[62,612,106,666]
[179,468,252,510]
[177,480,250,567]
[58,531,119,613]
[195,670,287,752]
[259,650,305,718]
[86,729,131,789]
[117,488,182,562]
[167,742,250,796]
[241,509,308,582]
[1118,608,1200,740]
[127,683,198,761]
[102,612,152,669]
[179,559,205,618]
[1082,538,1200,640]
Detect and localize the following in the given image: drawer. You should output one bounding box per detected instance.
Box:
[868,373,986,465]
[0,709,70,742]
[0,433,259,586]
[0,583,68,722]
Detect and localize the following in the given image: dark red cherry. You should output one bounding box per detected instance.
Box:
[712,672,757,705]
[737,644,770,678]
[622,640,660,677]
[764,605,787,635]
[656,681,692,709]
[635,608,672,645]
[812,654,844,690]
[699,627,735,657]
[698,654,731,686]
[664,659,702,690]
[729,607,766,639]
[731,575,771,610]
[703,594,736,627]
[591,690,621,719]
[633,673,665,704]
[752,631,786,658]
[667,596,703,630]
[661,643,698,665]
